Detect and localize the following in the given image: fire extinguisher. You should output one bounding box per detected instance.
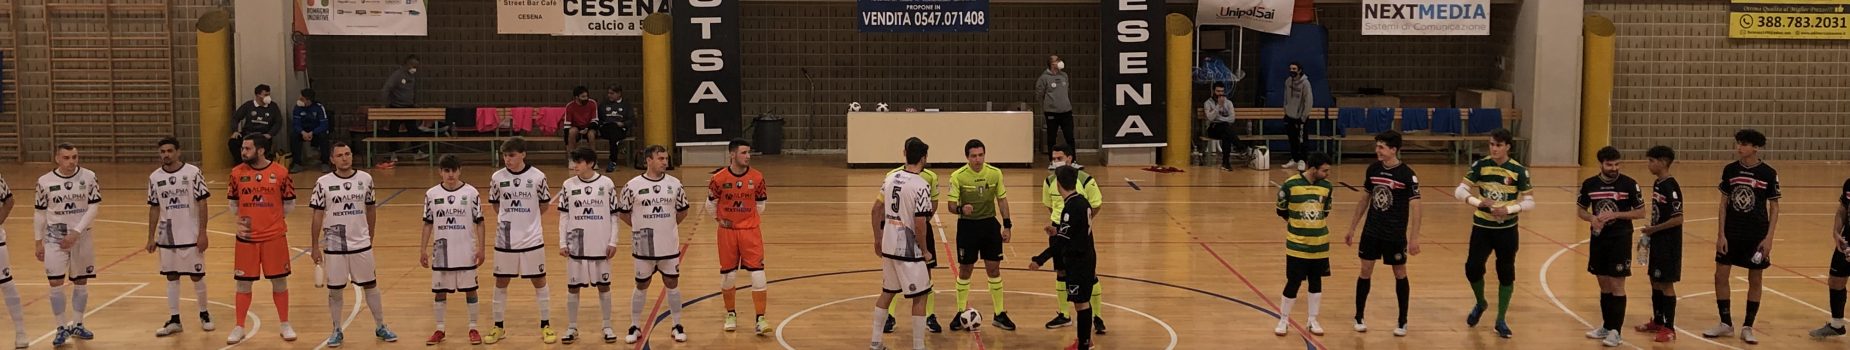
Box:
[293,31,309,72]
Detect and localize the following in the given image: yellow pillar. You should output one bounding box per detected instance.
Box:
[642,14,673,150]
[1580,15,1615,167]
[196,10,234,168]
[1163,14,1194,168]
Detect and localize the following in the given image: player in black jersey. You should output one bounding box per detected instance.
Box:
[1808,176,1849,339]
[1702,129,1779,344]
[1634,146,1684,343]
[1341,131,1421,336]
[1576,146,1646,347]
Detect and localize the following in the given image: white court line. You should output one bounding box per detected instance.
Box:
[773,291,1177,350]
[1537,217,1719,350]
[310,287,367,350]
[28,283,148,346]
[1730,276,1834,315]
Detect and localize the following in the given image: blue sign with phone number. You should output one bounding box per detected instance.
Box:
[858,0,988,32]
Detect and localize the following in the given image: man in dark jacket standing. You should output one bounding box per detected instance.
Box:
[230,84,283,163]
[380,55,422,163]
[291,88,332,173]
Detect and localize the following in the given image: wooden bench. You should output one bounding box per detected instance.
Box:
[1193,107,1527,165]
[361,108,448,166]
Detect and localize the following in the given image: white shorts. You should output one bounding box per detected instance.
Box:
[0,246,15,284]
[633,257,681,282]
[159,247,207,277]
[44,238,97,282]
[431,269,480,293]
[882,258,932,298]
[493,247,547,279]
[567,258,612,288]
[323,250,378,289]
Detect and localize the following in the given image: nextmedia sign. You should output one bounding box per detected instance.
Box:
[1362,0,1490,36]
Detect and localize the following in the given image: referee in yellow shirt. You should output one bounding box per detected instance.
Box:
[949,139,1016,331]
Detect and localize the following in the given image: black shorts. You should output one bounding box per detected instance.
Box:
[1714,235,1771,270]
[1587,236,1633,277]
[1645,234,1682,283]
[1062,258,1097,303]
[956,218,1005,264]
[1830,249,1850,278]
[1357,235,1408,266]
[1285,257,1331,280]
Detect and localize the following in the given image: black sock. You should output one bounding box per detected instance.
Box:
[1648,292,1662,325]
[540,320,550,328]
[1077,308,1094,347]
[1613,295,1627,332]
[1718,299,1732,325]
[1355,278,1371,323]
[1662,291,1676,328]
[1831,288,1846,320]
[1599,293,1615,331]
[1744,301,1760,327]
[495,321,505,328]
[1395,277,1411,327]
[167,314,181,323]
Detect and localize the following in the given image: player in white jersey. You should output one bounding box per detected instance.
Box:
[869,138,937,350]
[146,138,216,338]
[422,155,487,345]
[483,138,558,344]
[34,143,102,346]
[555,147,622,343]
[0,170,28,348]
[617,145,692,344]
[308,142,398,347]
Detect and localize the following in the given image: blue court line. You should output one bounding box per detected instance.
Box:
[646,268,1313,350]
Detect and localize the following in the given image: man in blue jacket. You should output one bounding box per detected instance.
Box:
[291,88,332,173]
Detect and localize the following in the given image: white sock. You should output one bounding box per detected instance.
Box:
[869,307,887,347]
[1307,293,1322,320]
[2,282,24,333]
[492,287,507,324]
[433,298,447,331]
[1278,296,1297,323]
[365,288,385,326]
[328,289,345,329]
[911,315,926,349]
[535,286,552,323]
[567,292,581,329]
[167,280,182,316]
[599,291,612,329]
[72,285,88,324]
[49,286,67,326]
[193,279,210,312]
[1832,318,1845,328]
[466,297,479,329]
[630,289,646,328]
[667,288,683,325]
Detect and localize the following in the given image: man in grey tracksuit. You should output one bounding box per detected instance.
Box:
[1036,55,1074,152]
[380,54,420,161]
[1283,62,1314,170]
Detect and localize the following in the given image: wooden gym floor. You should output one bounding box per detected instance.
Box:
[0,153,1847,350]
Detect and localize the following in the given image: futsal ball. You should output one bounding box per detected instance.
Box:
[958,308,983,331]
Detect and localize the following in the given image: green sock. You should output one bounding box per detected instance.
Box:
[1470,280,1487,306]
[987,277,1006,314]
[955,278,972,311]
[1496,284,1514,322]
[1089,283,1103,314]
[888,296,899,317]
[1055,281,1071,318]
[926,293,937,317]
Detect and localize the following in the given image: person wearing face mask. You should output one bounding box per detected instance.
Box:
[290,88,332,174]
[1282,62,1314,171]
[230,84,283,165]
[1035,55,1074,153]
[563,86,600,159]
[597,86,633,173]
[1203,83,1246,171]
[379,55,423,166]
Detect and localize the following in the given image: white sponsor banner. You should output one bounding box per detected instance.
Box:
[558,0,670,36]
[300,0,429,36]
[1195,0,1295,35]
[498,0,562,34]
[1362,0,1491,36]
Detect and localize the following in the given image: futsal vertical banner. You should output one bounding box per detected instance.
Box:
[1099,0,1167,148]
[673,0,742,146]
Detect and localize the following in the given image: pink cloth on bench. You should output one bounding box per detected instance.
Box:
[476,107,500,132]
[537,107,566,134]
[511,107,535,133]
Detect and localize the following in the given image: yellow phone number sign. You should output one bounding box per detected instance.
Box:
[1729,1,1850,39]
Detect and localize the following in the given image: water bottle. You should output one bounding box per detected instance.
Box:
[1636,235,1651,266]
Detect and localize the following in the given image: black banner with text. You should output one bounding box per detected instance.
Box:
[1099,0,1166,148]
[673,0,742,146]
